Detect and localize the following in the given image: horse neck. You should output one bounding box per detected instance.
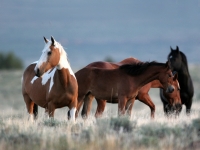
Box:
[56,48,75,78]
[173,54,189,74]
[176,62,191,78]
[134,65,165,88]
[55,48,76,88]
[57,68,74,89]
[150,80,163,88]
[179,62,189,75]
[176,63,193,90]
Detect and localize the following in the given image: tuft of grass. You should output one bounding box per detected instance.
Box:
[110,117,136,133]
[42,118,63,127]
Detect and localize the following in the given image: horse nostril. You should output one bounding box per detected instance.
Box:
[169,86,174,93]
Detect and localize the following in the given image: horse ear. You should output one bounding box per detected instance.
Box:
[173,72,178,80]
[51,36,55,46]
[44,37,49,43]
[166,61,170,68]
[170,46,173,52]
[176,46,180,52]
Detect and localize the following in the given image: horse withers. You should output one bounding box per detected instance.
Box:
[79,58,181,119]
[75,60,175,118]
[160,46,194,115]
[22,36,78,121]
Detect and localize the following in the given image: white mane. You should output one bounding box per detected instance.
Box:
[31,38,76,93]
[54,41,75,78]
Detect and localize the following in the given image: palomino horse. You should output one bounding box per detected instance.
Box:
[160,46,194,115]
[79,58,181,119]
[22,36,78,121]
[75,60,175,118]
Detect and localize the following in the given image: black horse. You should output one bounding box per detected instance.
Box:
[160,46,194,115]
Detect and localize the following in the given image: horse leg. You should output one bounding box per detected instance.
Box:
[76,100,83,118]
[47,102,55,119]
[33,103,38,120]
[23,94,35,121]
[67,98,78,122]
[163,103,169,116]
[76,96,85,118]
[137,93,155,119]
[95,99,106,118]
[162,101,173,118]
[81,94,94,119]
[185,98,193,115]
[44,107,49,118]
[118,96,127,116]
[125,98,135,117]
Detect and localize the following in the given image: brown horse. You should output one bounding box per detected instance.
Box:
[22,36,78,121]
[75,59,175,118]
[79,58,181,119]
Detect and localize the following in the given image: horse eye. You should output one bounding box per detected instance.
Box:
[47,51,52,56]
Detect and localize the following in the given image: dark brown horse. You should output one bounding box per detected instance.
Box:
[79,58,181,118]
[75,59,175,118]
[22,36,78,121]
[160,46,194,115]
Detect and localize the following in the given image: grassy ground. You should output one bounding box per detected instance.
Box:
[0,65,200,150]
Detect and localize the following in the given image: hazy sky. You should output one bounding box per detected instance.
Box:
[1,0,200,69]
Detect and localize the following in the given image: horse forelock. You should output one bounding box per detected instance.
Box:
[168,49,189,70]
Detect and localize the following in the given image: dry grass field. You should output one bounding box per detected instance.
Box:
[0,65,200,150]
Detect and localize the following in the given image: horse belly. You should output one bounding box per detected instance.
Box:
[93,89,118,102]
[26,80,49,108]
[106,98,119,103]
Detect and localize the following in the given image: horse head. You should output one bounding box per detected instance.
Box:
[34,36,61,77]
[168,46,182,71]
[158,61,176,94]
[163,72,182,114]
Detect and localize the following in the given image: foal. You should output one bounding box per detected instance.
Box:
[22,36,78,121]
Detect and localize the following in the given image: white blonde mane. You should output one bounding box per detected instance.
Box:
[54,41,75,78]
[31,37,76,93]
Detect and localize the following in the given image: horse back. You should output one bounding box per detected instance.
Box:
[118,57,140,65]
[86,61,118,69]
